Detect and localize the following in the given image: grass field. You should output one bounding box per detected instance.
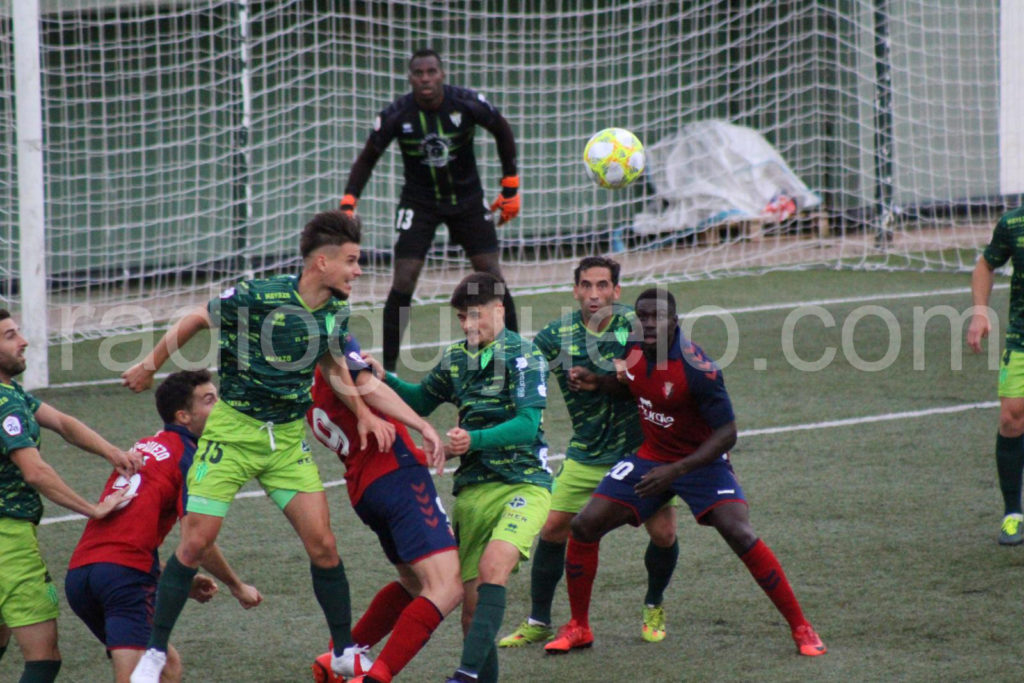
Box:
[5,267,1023,682]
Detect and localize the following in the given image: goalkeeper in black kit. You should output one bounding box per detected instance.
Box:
[340,48,520,372]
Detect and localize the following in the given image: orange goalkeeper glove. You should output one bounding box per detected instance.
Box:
[339,194,357,214]
[490,175,520,225]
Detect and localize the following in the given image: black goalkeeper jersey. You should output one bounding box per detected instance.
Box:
[355,85,510,207]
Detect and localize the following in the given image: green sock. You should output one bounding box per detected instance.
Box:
[311,561,353,653]
[149,554,198,651]
[477,644,499,683]
[459,583,506,675]
[644,539,679,606]
[996,434,1024,515]
[19,659,61,683]
[529,539,566,625]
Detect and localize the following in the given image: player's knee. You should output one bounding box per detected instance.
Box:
[304,532,340,567]
[570,513,602,544]
[999,412,1024,436]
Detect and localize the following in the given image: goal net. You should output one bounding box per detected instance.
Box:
[0,0,1008,369]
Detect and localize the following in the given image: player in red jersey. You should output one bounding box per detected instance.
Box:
[308,338,461,683]
[65,370,262,682]
[560,288,826,657]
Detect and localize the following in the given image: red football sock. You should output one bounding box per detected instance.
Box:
[739,538,808,630]
[352,581,414,647]
[367,597,444,682]
[565,538,600,628]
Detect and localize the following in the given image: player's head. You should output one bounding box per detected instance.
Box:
[0,309,28,381]
[634,288,677,354]
[573,256,622,325]
[451,272,507,348]
[156,369,218,436]
[300,210,363,300]
[408,48,445,109]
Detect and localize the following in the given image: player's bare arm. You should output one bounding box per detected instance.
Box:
[968,255,997,353]
[353,370,446,472]
[9,447,134,518]
[199,543,263,609]
[634,422,739,498]
[122,305,212,392]
[319,354,396,451]
[34,402,143,475]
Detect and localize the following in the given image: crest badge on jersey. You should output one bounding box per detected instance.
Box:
[663,382,674,398]
[3,415,22,436]
[449,111,462,127]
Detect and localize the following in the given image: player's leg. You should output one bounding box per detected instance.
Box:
[450,203,517,333]
[640,504,679,643]
[1,516,62,681]
[0,623,9,662]
[10,621,61,682]
[995,351,1024,544]
[500,459,609,647]
[385,202,441,371]
[448,482,549,683]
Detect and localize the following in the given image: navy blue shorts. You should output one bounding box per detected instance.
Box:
[353,466,457,565]
[64,563,156,650]
[593,454,747,526]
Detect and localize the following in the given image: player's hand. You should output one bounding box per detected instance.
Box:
[93,487,136,519]
[567,366,599,392]
[109,447,144,477]
[121,362,157,393]
[231,582,263,609]
[446,427,471,456]
[339,194,357,214]
[967,312,990,354]
[490,175,520,225]
[358,412,396,452]
[634,462,680,498]
[360,351,385,380]
[419,422,446,474]
[189,574,219,603]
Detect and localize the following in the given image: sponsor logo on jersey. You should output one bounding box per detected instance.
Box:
[421,133,453,168]
[515,356,528,370]
[401,121,412,133]
[640,404,675,428]
[3,415,22,436]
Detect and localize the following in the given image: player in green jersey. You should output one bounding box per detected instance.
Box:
[123,211,402,682]
[499,256,679,650]
[373,272,552,683]
[0,309,139,683]
[969,205,1024,545]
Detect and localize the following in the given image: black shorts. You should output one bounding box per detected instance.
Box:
[393,198,498,260]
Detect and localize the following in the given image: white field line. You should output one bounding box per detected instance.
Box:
[47,284,1000,391]
[39,399,998,526]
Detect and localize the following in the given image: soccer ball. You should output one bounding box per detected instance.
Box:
[583,127,646,189]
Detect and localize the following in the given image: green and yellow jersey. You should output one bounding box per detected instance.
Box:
[0,380,43,523]
[209,275,349,423]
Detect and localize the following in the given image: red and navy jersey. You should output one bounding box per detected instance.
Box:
[622,328,735,463]
[308,364,427,506]
[68,424,197,576]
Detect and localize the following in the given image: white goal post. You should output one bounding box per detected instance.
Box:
[0,0,1009,387]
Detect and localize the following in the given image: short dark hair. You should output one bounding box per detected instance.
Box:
[155,369,213,425]
[450,272,507,310]
[573,256,621,285]
[0,309,9,322]
[300,210,362,259]
[635,288,677,319]
[409,48,442,70]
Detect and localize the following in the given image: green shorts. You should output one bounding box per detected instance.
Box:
[186,402,323,517]
[550,457,679,515]
[0,517,59,628]
[451,481,551,583]
[999,350,1024,398]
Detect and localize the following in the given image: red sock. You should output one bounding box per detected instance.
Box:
[565,538,599,628]
[367,597,443,682]
[739,539,807,630]
[352,581,413,647]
